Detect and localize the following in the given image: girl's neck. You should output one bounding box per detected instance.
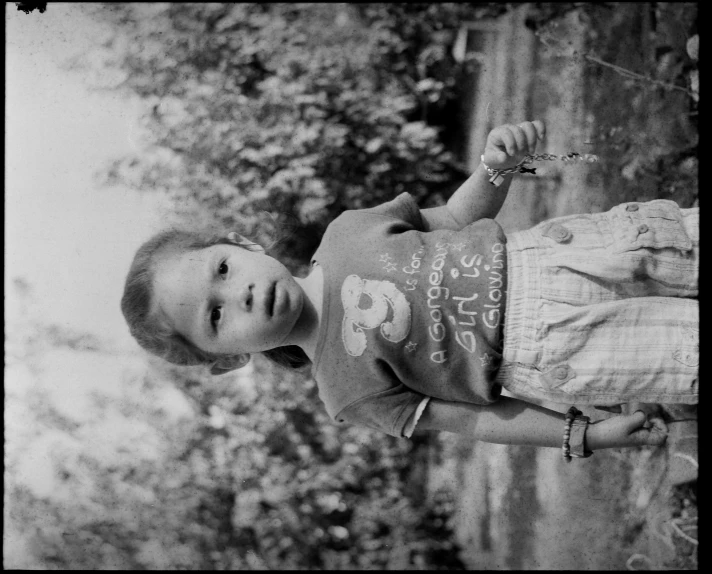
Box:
[290,264,324,361]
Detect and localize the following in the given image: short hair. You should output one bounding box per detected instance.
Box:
[121,227,311,373]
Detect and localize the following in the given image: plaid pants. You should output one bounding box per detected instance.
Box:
[496,200,698,406]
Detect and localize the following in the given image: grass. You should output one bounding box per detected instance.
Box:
[667,482,698,570]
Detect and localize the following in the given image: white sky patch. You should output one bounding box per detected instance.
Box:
[4,5,183,529]
[6,4,168,351]
[5,10,260,524]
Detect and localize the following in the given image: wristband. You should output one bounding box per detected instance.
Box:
[569,416,593,459]
[562,406,593,462]
[481,155,518,187]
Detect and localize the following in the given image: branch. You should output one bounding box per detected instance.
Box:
[583,53,694,97]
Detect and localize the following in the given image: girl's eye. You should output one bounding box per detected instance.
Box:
[211,307,222,326]
[218,262,229,275]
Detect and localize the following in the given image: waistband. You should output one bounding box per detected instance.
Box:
[496,230,544,385]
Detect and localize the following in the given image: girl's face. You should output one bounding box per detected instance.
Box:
[151,243,305,355]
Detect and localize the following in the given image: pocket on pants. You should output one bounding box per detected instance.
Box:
[607,200,692,254]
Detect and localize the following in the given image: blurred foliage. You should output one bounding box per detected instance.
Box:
[77,2,506,268]
[6,331,465,569]
[140,356,465,569]
[667,482,698,570]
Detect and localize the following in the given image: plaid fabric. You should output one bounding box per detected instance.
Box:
[496,200,698,406]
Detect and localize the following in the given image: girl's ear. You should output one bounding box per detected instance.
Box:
[227,232,265,253]
[210,353,251,376]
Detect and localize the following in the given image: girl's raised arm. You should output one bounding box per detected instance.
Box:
[415,395,668,451]
[421,120,545,231]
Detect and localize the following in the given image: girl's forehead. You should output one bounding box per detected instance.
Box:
[152,248,211,303]
[150,249,210,335]
[157,244,213,269]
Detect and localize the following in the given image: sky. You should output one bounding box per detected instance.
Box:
[5,9,203,560]
[6,3,168,351]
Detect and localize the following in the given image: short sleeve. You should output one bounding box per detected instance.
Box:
[334,384,426,438]
[361,192,425,231]
[403,397,431,438]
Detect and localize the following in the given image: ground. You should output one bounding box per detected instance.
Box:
[427,3,698,570]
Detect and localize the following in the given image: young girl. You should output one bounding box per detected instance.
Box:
[122,119,697,461]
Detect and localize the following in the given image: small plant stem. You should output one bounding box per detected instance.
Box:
[536,32,695,98]
[669,519,698,545]
[582,53,694,97]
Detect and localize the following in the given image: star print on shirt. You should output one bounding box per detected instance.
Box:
[384,262,398,272]
[479,353,493,368]
[405,341,418,352]
[450,242,466,251]
[379,253,392,263]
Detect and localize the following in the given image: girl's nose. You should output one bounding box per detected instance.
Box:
[234,283,253,311]
[216,280,252,312]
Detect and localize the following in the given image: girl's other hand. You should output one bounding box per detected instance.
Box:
[483,120,546,170]
[587,410,669,450]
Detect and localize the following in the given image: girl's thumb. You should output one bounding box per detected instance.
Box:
[629,410,647,430]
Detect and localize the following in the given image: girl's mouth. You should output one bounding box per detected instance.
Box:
[265,282,276,316]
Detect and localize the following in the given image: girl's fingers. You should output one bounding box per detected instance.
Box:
[629,411,668,446]
[508,125,528,154]
[493,128,516,157]
[628,410,648,433]
[486,120,546,164]
[648,415,668,436]
[531,119,546,142]
[517,122,539,153]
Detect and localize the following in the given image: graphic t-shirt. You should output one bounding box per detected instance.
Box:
[311,192,507,437]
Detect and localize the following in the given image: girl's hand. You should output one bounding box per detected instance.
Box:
[482,120,546,170]
[586,410,668,450]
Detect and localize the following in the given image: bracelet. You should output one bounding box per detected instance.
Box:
[481,152,599,188]
[562,406,593,462]
[481,155,523,187]
[562,407,577,462]
[569,416,593,459]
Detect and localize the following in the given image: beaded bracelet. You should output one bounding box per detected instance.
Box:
[562,406,579,463]
[562,406,593,462]
[481,152,599,187]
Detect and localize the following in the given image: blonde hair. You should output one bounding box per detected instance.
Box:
[121,227,310,373]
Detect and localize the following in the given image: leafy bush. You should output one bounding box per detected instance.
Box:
[151,356,466,569]
[7,344,466,569]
